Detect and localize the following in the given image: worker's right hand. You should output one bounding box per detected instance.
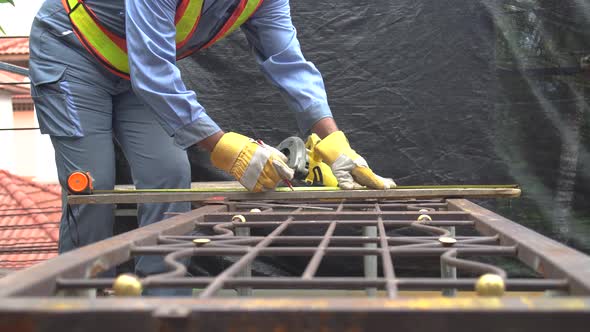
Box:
[314,131,396,190]
[210,132,294,192]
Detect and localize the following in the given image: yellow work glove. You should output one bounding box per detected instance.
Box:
[211,132,294,192]
[314,131,396,190]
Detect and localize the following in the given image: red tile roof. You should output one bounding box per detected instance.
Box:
[0,170,61,270]
[0,37,29,56]
[0,68,29,94]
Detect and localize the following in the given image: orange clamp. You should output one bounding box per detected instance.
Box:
[67,171,94,194]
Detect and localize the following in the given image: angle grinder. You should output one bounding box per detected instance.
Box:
[276,134,338,187]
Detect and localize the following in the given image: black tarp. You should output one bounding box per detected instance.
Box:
[117,0,590,258]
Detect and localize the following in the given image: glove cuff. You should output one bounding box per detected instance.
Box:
[210,132,251,172]
[315,131,358,165]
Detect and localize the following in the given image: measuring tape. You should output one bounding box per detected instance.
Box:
[67,171,94,194]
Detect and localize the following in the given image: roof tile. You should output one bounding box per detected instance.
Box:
[0,68,29,94]
[0,37,29,56]
[0,170,61,270]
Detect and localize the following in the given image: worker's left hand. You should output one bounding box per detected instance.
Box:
[314,131,396,190]
[210,132,294,192]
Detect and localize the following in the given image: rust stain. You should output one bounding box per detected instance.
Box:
[240,298,330,310]
[0,319,34,332]
[272,326,287,332]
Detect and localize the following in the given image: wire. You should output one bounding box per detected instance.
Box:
[0,258,52,263]
[0,206,61,212]
[0,247,58,254]
[0,246,57,251]
[0,241,57,247]
[0,222,60,230]
[0,127,40,131]
[0,210,62,217]
[0,82,30,85]
[22,190,44,195]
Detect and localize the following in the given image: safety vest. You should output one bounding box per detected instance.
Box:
[62,0,264,79]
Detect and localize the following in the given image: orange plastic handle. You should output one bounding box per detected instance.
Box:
[67,171,93,194]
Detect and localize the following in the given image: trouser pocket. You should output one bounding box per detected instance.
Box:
[30,59,83,137]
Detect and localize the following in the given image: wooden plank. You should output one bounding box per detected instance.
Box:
[68,186,521,205]
[115,181,243,190]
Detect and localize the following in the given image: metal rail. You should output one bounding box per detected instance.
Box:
[0,197,589,331]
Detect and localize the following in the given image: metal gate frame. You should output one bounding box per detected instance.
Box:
[0,197,589,331]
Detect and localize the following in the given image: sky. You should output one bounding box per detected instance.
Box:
[0,0,45,36]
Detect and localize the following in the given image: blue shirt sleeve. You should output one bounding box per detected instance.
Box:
[241,0,333,135]
[125,0,221,149]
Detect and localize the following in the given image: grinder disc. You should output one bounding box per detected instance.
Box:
[276,136,308,178]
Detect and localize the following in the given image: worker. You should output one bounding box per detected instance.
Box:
[29,0,396,295]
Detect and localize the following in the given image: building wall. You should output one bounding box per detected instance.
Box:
[0,92,15,172]
[13,111,37,180]
[0,98,58,183]
[32,110,58,183]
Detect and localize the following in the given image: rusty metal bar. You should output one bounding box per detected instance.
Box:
[447,199,590,295]
[0,297,589,332]
[199,219,474,227]
[130,245,517,257]
[302,201,344,279]
[160,235,499,245]
[2,196,590,332]
[198,210,301,298]
[302,221,337,279]
[56,277,569,292]
[203,210,472,221]
[0,205,226,297]
[375,204,398,297]
[235,223,252,296]
[441,249,507,278]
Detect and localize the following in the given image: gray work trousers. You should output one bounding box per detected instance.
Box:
[29,18,192,296]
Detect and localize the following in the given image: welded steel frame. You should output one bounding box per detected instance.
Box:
[0,197,589,331]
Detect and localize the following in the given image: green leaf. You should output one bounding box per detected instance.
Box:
[0,0,16,34]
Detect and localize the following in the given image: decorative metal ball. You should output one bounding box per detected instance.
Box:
[438,236,457,247]
[232,214,247,223]
[475,274,505,297]
[250,208,262,213]
[417,214,432,222]
[113,274,143,297]
[193,238,211,246]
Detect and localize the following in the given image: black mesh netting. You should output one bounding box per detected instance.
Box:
[117,0,590,255]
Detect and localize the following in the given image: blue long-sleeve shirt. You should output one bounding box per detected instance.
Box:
[125,0,333,148]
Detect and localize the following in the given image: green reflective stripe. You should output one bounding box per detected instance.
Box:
[67,1,129,74]
[219,0,262,40]
[176,0,204,45]
[64,0,260,76]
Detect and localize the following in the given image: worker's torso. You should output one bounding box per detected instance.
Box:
[35,0,249,59]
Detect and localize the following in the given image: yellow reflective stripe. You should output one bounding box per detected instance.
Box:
[219,0,262,40]
[67,2,129,74]
[175,0,204,45]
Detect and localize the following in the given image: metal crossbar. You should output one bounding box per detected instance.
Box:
[0,197,589,331]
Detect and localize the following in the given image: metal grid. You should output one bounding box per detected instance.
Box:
[0,197,589,331]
